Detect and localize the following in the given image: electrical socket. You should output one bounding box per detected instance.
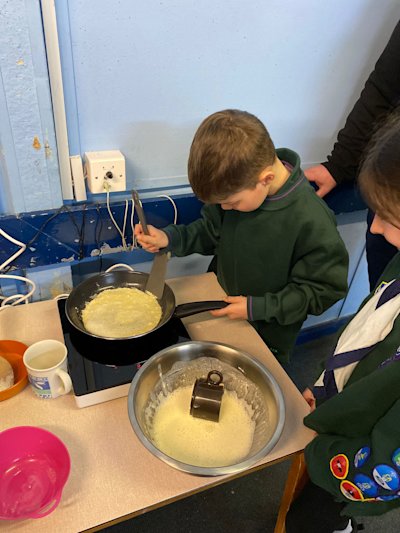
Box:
[84,150,126,194]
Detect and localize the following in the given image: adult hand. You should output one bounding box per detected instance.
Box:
[304,164,337,198]
[302,387,316,412]
[210,296,248,320]
[134,224,169,252]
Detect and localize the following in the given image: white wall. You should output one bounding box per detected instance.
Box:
[57,0,400,190]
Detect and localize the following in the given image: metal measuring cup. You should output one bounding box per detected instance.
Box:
[190,370,224,422]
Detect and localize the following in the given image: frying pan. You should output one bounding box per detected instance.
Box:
[66,269,227,340]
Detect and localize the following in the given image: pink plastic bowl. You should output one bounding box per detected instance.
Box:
[0,426,70,520]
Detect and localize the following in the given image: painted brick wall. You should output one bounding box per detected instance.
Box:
[0,0,62,213]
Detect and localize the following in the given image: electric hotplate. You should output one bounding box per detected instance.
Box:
[57,299,190,408]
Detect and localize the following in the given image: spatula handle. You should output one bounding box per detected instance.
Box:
[132,190,149,235]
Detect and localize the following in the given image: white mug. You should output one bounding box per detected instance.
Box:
[23,340,72,399]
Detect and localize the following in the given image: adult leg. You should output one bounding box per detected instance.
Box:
[366,210,397,290]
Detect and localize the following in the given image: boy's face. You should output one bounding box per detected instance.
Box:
[218,170,272,212]
[219,182,268,212]
[370,214,400,249]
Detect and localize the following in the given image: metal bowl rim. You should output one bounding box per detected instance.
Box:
[127,340,286,476]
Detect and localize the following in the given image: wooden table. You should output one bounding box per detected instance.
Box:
[0,273,313,532]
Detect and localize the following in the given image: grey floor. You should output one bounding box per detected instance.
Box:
[100,332,400,533]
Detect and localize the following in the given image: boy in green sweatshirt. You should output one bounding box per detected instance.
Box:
[135,109,349,362]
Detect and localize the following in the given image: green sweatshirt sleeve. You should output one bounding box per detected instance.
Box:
[163,204,223,257]
[249,211,349,325]
[304,363,400,516]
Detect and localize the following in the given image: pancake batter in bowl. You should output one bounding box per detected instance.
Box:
[81,287,162,338]
[150,385,256,467]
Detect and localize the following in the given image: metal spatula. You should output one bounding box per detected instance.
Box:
[132,190,169,299]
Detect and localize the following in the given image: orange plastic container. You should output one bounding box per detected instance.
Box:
[0,340,28,401]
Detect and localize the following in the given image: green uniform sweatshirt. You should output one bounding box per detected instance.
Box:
[164,148,349,362]
[305,252,400,516]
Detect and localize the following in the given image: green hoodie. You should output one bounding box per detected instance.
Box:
[164,148,349,361]
[305,252,400,517]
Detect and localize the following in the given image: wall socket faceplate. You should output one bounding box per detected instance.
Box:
[84,150,126,194]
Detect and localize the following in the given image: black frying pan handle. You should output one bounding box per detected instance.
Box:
[132,190,149,235]
[174,301,228,319]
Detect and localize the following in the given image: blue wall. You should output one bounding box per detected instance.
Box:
[0,0,62,214]
[0,0,397,218]
[56,0,399,194]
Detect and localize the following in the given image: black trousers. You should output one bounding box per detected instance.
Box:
[366,210,397,290]
[285,479,350,533]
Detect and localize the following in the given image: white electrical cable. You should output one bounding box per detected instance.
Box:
[158,194,178,224]
[105,184,128,250]
[0,195,177,308]
[1,294,25,306]
[53,293,70,301]
[0,275,36,311]
[0,228,27,271]
[130,194,178,250]
[0,228,36,308]
[122,199,128,248]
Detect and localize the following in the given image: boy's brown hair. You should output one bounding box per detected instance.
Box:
[358,109,400,225]
[188,109,276,202]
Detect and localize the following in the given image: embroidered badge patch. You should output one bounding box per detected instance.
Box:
[354,447,370,468]
[354,473,379,497]
[330,454,349,479]
[376,494,400,501]
[373,465,400,491]
[392,448,400,469]
[340,480,364,501]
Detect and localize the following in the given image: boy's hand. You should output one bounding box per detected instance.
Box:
[210,296,248,320]
[302,387,316,412]
[134,224,169,252]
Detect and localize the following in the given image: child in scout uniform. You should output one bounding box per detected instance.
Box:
[286,110,400,532]
[135,109,349,362]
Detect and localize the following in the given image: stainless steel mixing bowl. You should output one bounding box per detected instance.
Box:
[127,341,285,476]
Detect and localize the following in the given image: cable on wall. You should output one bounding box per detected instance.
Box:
[0,228,36,309]
[158,195,178,224]
[129,194,178,250]
[0,228,27,271]
[0,194,179,307]
[0,205,84,307]
[105,184,129,251]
